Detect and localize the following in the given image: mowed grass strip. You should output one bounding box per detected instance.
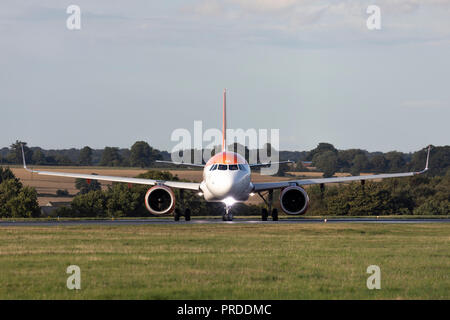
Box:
[0,224,448,299]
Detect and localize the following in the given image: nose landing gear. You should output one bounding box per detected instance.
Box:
[222,206,233,221]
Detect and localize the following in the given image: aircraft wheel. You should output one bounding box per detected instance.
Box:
[261,208,268,221]
[222,213,233,221]
[174,208,181,221]
[221,206,227,221]
[272,208,278,221]
[184,208,191,221]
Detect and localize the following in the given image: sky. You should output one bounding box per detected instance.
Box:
[0,0,449,153]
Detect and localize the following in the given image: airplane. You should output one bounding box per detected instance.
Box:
[21,89,431,221]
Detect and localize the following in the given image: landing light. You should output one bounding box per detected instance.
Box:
[249,193,255,197]
[198,192,204,196]
[223,197,236,207]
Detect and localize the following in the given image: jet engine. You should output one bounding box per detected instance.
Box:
[144,185,176,215]
[279,186,309,215]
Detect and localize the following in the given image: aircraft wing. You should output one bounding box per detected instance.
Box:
[21,146,200,191]
[253,146,431,192]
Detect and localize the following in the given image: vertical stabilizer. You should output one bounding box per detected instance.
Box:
[222,88,227,152]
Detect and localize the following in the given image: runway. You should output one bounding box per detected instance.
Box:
[1,218,449,227]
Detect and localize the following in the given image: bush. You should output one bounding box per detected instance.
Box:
[414,199,450,215]
[54,206,77,217]
[0,167,17,184]
[56,189,69,197]
[0,169,40,218]
[70,190,107,217]
[75,177,101,195]
[304,174,449,216]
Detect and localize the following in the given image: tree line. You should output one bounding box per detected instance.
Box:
[293,143,449,177]
[1,141,167,168]
[1,140,449,178]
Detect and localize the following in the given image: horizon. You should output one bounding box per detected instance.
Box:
[0,140,440,155]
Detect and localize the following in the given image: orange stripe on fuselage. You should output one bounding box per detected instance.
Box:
[206,151,247,166]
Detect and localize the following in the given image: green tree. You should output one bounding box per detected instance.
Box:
[414,198,450,215]
[55,154,73,165]
[105,184,141,217]
[385,151,406,172]
[79,146,93,166]
[370,154,388,173]
[70,190,107,217]
[130,141,153,168]
[338,149,366,171]
[32,149,46,165]
[0,167,18,184]
[7,140,32,164]
[75,175,101,195]
[0,170,40,218]
[313,151,338,178]
[307,143,338,161]
[350,154,369,176]
[100,147,122,166]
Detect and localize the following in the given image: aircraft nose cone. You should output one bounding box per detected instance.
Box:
[209,174,234,198]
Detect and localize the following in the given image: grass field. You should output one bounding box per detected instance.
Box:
[0,223,448,299]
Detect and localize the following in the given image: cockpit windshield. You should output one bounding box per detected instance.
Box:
[210,164,246,170]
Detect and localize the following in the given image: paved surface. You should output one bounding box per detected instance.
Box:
[1,218,449,226]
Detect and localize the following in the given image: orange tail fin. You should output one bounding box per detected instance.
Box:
[222,88,227,152]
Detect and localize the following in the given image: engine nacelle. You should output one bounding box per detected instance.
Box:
[144,185,176,215]
[279,186,309,215]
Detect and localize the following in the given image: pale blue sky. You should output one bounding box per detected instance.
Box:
[1,0,449,152]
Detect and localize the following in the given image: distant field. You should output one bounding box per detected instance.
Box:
[12,167,151,205]
[0,223,448,299]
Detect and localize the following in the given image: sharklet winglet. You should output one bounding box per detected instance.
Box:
[21,143,30,171]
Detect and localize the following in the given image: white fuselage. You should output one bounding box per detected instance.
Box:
[199,154,253,202]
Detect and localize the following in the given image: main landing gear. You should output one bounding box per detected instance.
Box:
[174,190,191,221]
[174,208,191,221]
[258,190,279,221]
